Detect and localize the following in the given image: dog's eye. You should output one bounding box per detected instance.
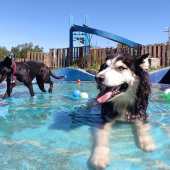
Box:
[118,66,126,71]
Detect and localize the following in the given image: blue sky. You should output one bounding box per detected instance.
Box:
[0,0,170,52]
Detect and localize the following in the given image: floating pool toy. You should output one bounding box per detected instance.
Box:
[77,79,81,83]
[163,89,170,98]
[79,92,88,99]
[167,92,170,99]
[72,90,81,97]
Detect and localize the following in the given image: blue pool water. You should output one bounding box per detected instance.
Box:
[0,82,170,170]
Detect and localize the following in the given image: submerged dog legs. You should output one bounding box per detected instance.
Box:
[134,121,156,152]
[4,77,14,99]
[90,120,115,169]
[25,83,34,97]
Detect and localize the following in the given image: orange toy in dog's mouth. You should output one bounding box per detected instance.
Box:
[97,83,128,103]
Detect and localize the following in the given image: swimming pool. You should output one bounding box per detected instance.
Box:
[0,82,170,170]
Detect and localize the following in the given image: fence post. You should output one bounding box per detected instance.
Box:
[149,45,153,58]
[162,45,166,67]
[66,48,70,67]
[153,45,157,58]
[102,49,105,64]
[27,52,30,61]
[141,46,145,55]
[86,46,90,68]
[158,45,162,65]
[167,43,170,66]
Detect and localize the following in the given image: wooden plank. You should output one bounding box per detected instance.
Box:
[43,53,46,65]
[102,49,105,64]
[149,45,153,58]
[167,43,170,66]
[128,47,131,55]
[27,52,30,61]
[38,53,40,61]
[132,47,135,56]
[67,48,70,67]
[87,47,90,68]
[145,46,148,54]
[70,47,73,66]
[96,49,99,65]
[141,46,145,55]
[34,53,36,61]
[98,49,101,66]
[40,52,43,62]
[61,48,66,67]
[162,45,166,67]
[153,45,157,58]
[158,45,162,59]
[91,49,94,66]
[60,49,63,67]
[55,49,58,67]
[60,49,62,67]
[31,52,33,61]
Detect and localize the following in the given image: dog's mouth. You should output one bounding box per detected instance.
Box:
[97,83,129,103]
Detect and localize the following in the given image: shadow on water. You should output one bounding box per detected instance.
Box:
[48,99,104,131]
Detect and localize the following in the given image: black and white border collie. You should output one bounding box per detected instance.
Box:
[90,50,155,169]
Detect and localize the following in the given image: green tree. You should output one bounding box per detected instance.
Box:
[0,46,9,60]
[11,47,20,58]
[10,42,44,58]
[20,48,28,58]
[33,45,43,52]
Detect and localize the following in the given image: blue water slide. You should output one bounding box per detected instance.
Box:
[51,68,95,82]
[72,24,141,48]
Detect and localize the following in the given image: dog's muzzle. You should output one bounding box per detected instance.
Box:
[95,74,105,84]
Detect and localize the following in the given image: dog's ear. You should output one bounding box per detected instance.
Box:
[3,56,12,68]
[136,53,150,70]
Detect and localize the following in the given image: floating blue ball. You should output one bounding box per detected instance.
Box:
[72,90,81,97]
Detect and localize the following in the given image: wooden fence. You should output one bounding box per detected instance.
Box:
[141,43,170,67]
[25,43,170,68]
[46,46,140,68]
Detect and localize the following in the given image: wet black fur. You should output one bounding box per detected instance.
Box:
[0,57,65,99]
[98,52,150,121]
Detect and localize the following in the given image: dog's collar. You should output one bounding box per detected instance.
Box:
[11,61,17,86]
[12,61,16,74]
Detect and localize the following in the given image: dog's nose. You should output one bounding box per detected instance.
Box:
[95,74,105,82]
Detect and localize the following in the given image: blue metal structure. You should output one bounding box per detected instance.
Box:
[52,68,95,81]
[69,16,141,48]
[70,15,90,47]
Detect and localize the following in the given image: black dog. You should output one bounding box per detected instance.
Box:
[0,57,65,99]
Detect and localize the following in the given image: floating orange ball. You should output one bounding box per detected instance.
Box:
[77,79,81,83]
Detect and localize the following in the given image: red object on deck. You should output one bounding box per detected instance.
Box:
[77,79,81,83]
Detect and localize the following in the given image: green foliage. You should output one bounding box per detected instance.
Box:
[20,48,28,58]
[0,46,9,60]
[69,64,79,69]
[10,42,44,59]
[86,63,100,73]
[149,66,164,72]
[11,47,20,58]
[50,64,80,71]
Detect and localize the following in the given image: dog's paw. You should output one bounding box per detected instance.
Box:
[139,136,156,152]
[90,146,110,169]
